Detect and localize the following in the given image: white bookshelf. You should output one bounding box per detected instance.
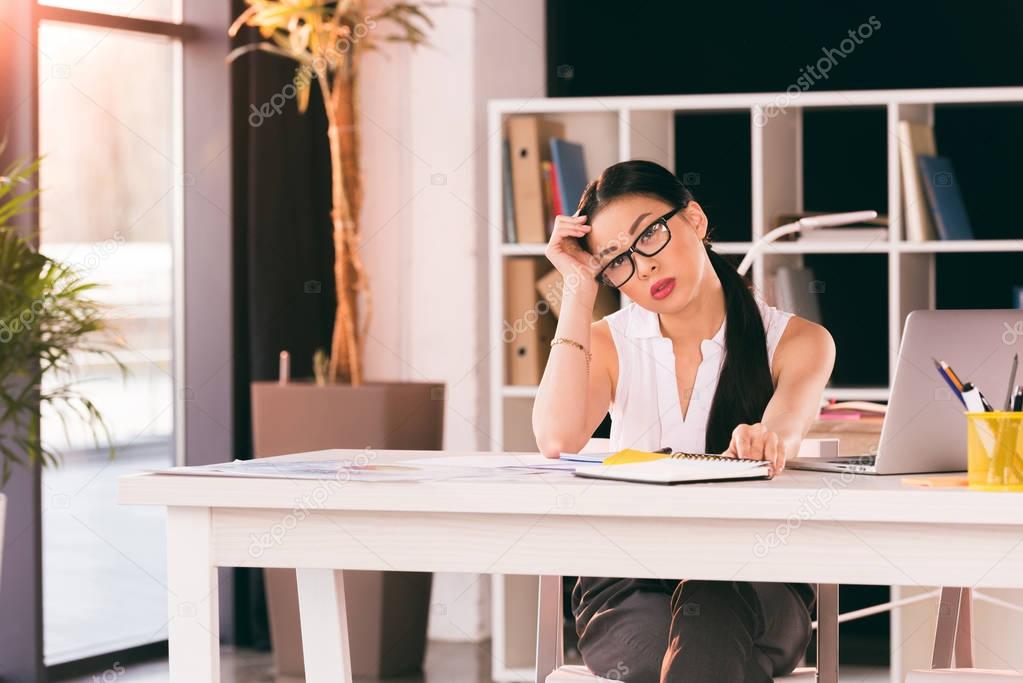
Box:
[487,87,1023,682]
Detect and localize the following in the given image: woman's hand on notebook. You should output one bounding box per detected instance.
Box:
[722,422,783,478]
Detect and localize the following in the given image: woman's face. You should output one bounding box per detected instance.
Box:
[586,194,710,311]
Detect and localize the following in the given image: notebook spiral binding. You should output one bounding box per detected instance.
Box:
[669,452,760,464]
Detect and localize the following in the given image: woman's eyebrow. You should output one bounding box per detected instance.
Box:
[596,211,652,259]
[627,212,652,236]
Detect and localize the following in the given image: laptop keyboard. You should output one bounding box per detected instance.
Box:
[822,454,877,466]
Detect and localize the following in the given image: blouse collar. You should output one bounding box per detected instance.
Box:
[622,301,727,350]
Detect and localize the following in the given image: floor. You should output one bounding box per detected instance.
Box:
[58,641,892,682]
[43,441,171,663]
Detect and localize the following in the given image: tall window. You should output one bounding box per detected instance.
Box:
[35,1,189,665]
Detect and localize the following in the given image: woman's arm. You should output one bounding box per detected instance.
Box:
[532,283,616,458]
[722,317,836,474]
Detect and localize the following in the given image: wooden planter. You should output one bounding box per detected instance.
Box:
[250,380,445,678]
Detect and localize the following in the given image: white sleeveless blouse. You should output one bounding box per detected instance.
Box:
[604,297,793,454]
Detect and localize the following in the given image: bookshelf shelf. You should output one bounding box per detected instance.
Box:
[765,241,891,254]
[895,239,1023,253]
[487,87,1023,682]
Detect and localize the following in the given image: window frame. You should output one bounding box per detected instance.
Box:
[0,0,234,676]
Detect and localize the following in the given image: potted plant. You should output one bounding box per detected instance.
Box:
[0,142,123,589]
[227,2,444,677]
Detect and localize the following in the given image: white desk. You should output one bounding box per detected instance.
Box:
[119,449,1023,683]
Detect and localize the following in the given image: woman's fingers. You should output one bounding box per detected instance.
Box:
[730,424,752,459]
[748,423,767,461]
[728,423,784,477]
[766,431,782,474]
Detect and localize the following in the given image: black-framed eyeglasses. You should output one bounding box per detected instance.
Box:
[594,207,680,288]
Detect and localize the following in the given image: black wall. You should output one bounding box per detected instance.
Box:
[547,3,1023,97]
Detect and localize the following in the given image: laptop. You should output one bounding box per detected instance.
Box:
[788,309,1023,475]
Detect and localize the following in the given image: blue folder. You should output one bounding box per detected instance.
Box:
[549,139,588,216]
[916,155,974,241]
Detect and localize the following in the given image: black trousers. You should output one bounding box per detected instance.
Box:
[571,577,816,683]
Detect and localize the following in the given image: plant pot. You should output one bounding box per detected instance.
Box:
[250,380,445,678]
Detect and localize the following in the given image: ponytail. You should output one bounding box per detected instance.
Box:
[703,246,774,453]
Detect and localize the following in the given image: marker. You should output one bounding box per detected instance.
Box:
[960,383,989,413]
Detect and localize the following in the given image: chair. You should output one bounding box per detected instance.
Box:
[535,575,839,683]
[906,587,1023,682]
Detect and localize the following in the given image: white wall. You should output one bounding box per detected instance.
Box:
[358,0,545,641]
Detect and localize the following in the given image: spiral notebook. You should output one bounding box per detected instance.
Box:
[573,451,770,485]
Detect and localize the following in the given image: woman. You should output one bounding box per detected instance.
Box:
[532,160,835,683]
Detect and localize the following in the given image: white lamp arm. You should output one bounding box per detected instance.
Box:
[734,210,878,277]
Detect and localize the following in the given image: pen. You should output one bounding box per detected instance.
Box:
[1013,386,1023,412]
[939,360,965,391]
[655,446,672,454]
[933,358,967,407]
[1005,353,1019,411]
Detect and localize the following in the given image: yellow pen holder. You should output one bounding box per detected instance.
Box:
[966,411,1023,491]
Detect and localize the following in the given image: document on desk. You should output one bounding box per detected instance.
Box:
[155,455,571,482]
[394,453,577,471]
[156,459,520,482]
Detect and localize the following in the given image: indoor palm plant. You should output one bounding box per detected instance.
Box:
[0,141,123,588]
[229,0,435,385]
[227,2,444,677]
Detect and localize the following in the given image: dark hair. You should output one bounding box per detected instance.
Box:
[577,160,774,453]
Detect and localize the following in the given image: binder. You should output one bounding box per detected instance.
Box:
[506,116,562,243]
[505,257,556,385]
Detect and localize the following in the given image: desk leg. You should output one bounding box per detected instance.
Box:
[167,506,220,683]
[296,568,353,683]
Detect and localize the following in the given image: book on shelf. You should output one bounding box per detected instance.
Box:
[550,139,588,217]
[819,400,887,420]
[539,160,555,240]
[548,161,564,216]
[501,138,517,244]
[916,155,974,241]
[504,116,592,244]
[506,115,563,243]
[773,212,888,242]
[897,121,939,242]
[535,267,619,321]
[505,116,567,243]
[504,257,556,385]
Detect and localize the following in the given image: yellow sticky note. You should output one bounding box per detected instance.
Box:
[901,475,969,488]
[603,449,670,465]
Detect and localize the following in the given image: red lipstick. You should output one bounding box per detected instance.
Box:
[650,277,675,300]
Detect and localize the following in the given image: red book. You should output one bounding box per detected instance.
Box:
[549,161,563,216]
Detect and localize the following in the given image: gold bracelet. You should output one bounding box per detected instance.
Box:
[550,336,591,374]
